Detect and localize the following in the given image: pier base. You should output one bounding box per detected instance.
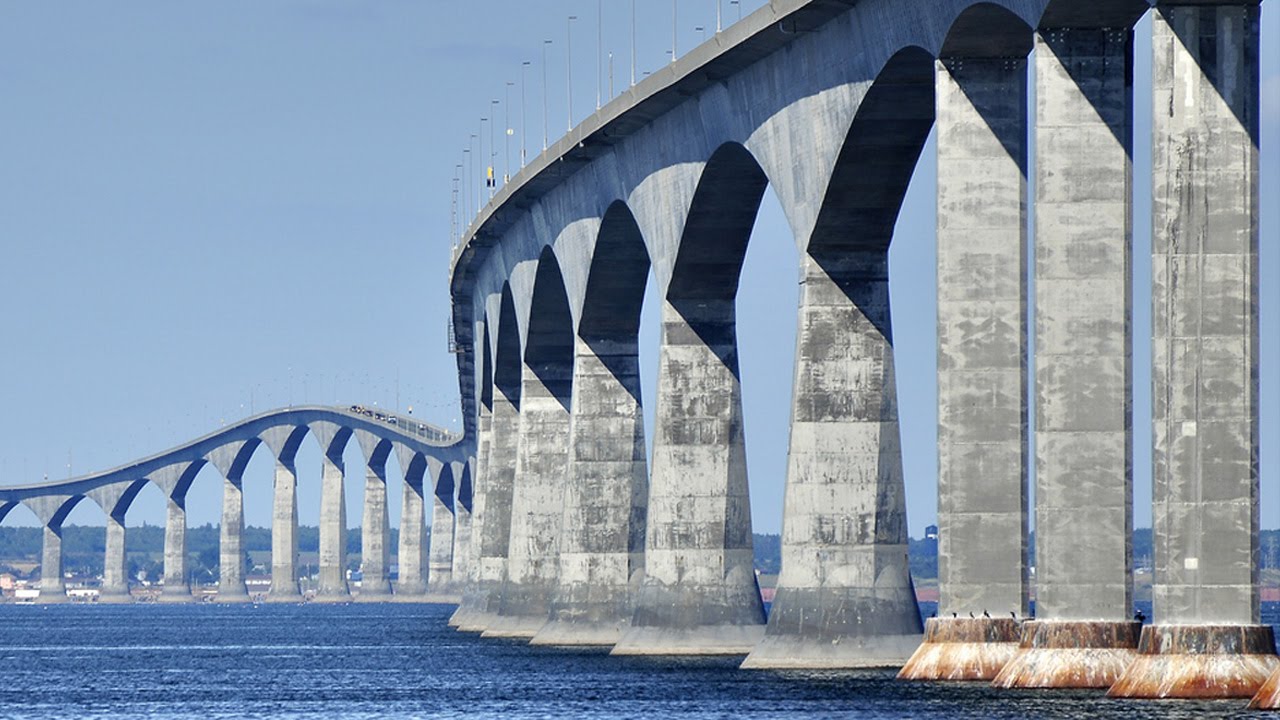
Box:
[530,620,625,647]
[897,618,1020,681]
[1108,625,1278,699]
[480,614,544,640]
[1247,665,1280,709]
[992,621,1140,689]
[611,624,766,656]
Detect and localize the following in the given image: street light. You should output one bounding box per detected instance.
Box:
[631,0,637,86]
[717,0,722,32]
[596,0,603,110]
[567,15,578,132]
[672,0,678,62]
[542,40,552,151]
[490,99,500,198]
[504,83,514,183]
[521,61,531,167]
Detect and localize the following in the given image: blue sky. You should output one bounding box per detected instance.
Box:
[0,2,1276,538]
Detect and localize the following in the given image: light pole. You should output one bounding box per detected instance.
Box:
[521,61,531,167]
[672,0,678,62]
[567,15,577,132]
[631,0,637,86]
[504,83,514,183]
[542,40,552,151]
[596,0,603,110]
[490,99,499,198]
[479,117,488,204]
[454,163,463,233]
[717,0,722,32]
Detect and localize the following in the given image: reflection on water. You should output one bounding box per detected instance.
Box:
[0,603,1269,719]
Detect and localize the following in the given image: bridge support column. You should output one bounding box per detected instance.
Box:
[1109,3,1276,701]
[356,462,393,601]
[39,524,68,603]
[315,453,351,601]
[613,298,765,656]
[160,495,192,602]
[99,511,131,603]
[217,475,251,603]
[447,462,475,615]
[901,53,1029,681]
[993,26,1140,689]
[396,459,429,599]
[486,362,572,639]
[744,250,921,669]
[424,467,457,602]
[457,393,517,632]
[267,460,301,601]
[533,336,647,647]
[451,405,492,628]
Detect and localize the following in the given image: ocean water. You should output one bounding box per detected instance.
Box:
[0,602,1270,719]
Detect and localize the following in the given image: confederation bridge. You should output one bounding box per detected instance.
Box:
[4,0,1275,707]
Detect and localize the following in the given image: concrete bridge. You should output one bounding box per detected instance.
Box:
[443,0,1278,706]
[0,405,468,605]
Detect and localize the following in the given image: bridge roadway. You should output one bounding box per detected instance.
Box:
[443,0,1279,706]
[0,405,468,605]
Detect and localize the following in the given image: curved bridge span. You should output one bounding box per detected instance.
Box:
[443,0,1277,699]
[1,406,469,605]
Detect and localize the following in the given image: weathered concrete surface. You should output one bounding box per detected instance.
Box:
[935,54,1030,621]
[395,447,429,599]
[449,461,474,604]
[38,524,68,603]
[614,298,765,656]
[1109,625,1278,699]
[160,495,192,602]
[315,450,351,602]
[424,461,459,602]
[744,251,921,669]
[451,402,492,628]
[99,512,131,603]
[533,337,647,647]
[992,621,1141,688]
[1033,25,1135,626]
[268,460,302,601]
[216,474,251,602]
[487,363,573,639]
[1148,0,1261,629]
[353,431,393,601]
[458,391,519,632]
[898,618,1021,681]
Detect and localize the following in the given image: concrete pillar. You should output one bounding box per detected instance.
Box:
[744,250,922,669]
[1109,3,1276,701]
[99,512,131,603]
[613,298,765,656]
[160,495,192,601]
[533,335,647,647]
[396,462,428,598]
[39,525,67,603]
[268,460,301,601]
[486,361,573,639]
[902,54,1029,681]
[357,462,392,600]
[315,452,351,600]
[425,466,457,601]
[993,26,1141,690]
[448,462,474,611]
[451,404,491,628]
[458,393,517,632]
[217,474,251,602]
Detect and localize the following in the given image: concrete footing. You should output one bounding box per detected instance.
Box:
[612,624,766,656]
[264,590,303,604]
[96,590,134,605]
[215,590,253,604]
[530,620,626,647]
[158,587,193,603]
[1248,666,1280,709]
[897,618,1021,681]
[1108,625,1279,699]
[480,614,545,640]
[991,621,1141,689]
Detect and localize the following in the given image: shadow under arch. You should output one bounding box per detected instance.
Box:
[579,201,651,402]
[493,284,522,412]
[524,246,575,411]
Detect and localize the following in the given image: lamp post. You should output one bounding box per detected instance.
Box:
[631,0,637,86]
[672,0,678,62]
[596,0,603,110]
[490,99,499,198]
[542,40,552,151]
[479,117,488,204]
[504,83,514,183]
[567,15,577,132]
[521,61,531,167]
[717,0,722,32]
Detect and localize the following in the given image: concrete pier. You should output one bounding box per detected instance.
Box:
[533,336,648,647]
[745,250,921,669]
[1111,3,1272,700]
[217,474,250,602]
[100,511,131,603]
[316,440,351,601]
[453,394,497,628]
[39,524,67,603]
[424,462,457,602]
[395,448,429,599]
[354,432,393,601]
[160,494,192,601]
[614,297,766,656]
[996,18,1146,689]
[903,45,1029,680]
[898,618,1022,681]
[269,459,301,600]
[448,462,475,609]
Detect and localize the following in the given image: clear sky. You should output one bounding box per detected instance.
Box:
[0,2,1276,538]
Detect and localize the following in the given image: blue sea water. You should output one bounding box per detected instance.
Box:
[0,602,1272,719]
